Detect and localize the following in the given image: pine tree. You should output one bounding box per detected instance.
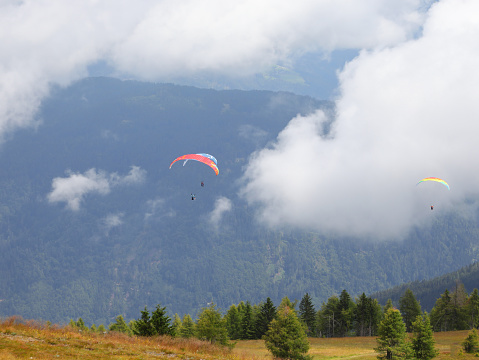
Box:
[318,295,340,337]
[109,315,133,335]
[399,289,422,332]
[299,293,316,336]
[450,281,469,330]
[264,302,310,360]
[430,289,452,331]
[134,306,156,336]
[462,328,479,353]
[375,308,412,360]
[151,304,173,336]
[179,314,195,338]
[240,301,255,340]
[255,297,277,339]
[226,304,242,340]
[466,288,479,329]
[196,302,230,346]
[172,313,182,337]
[337,289,354,337]
[411,313,438,360]
[355,293,381,337]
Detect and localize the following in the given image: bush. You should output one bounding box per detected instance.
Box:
[463,329,479,354]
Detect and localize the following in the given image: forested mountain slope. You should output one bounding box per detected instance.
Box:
[371,261,479,312]
[0,77,478,325]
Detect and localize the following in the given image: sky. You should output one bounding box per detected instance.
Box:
[2,0,479,239]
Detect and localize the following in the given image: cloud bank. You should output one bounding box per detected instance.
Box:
[1,0,427,140]
[240,0,479,239]
[48,166,146,211]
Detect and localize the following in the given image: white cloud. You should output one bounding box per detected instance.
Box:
[48,166,146,211]
[110,166,146,186]
[102,213,124,235]
[0,0,427,140]
[144,197,176,220]
[240,0,479,239]
[208,197,232,229]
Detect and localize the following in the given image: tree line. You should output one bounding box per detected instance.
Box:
[67,282,479,359]
[70,281,479,339]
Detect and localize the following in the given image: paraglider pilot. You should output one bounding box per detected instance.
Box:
[430,205,434,210]
[191,193,196,200]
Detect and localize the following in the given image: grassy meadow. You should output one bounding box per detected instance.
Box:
[1,317,477,359]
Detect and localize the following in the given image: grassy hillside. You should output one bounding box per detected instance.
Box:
[1,317,477,359]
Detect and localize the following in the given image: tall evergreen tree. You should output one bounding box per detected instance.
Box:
[450,281,469,330]
[466,288,479,329]
[355,293,381,337]
[318,295,340,338]
[240,301,255,340]
[134,306,156,336]
[226,304,242,340]
[172,313,182,337]
[255,297,277,339]
[430,289,452,331]
[151,304,174,336]
[411,313,438,360]
[375,308,412,360]
[196,303,230,346]
[337,289,355,337]
[264,303,310,360]
[299,293,316,336]
[399,289,422,332]
[179,314,195,338]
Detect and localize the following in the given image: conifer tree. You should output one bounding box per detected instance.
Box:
[226,304,242,340]
[179,314,195,338]
[466,288,479,329]
[462,328,479,353]
[318,295,340,337]
[264,301,310,360]
[151,304,173,335]
[299,293,316,336]
[255,297,277,339]
[355,293,381,337]
[399,289,422,332]
[430,289,452,331]
[240,301,255,340]
[450,281,469,330]
[109,315,133,335]
[196,302,230,346]
[172,313,182,337]
[411,313,438,360]
[134,306,156,336]
[375,308,412,360]
[337,289,355,337]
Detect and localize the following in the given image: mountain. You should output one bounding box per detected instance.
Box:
[1,77,478,326]
[371,261,479,312]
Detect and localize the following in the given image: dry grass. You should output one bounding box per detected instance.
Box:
[232,331,479,360]
[2,317,479,360]
[0,316,238,360]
